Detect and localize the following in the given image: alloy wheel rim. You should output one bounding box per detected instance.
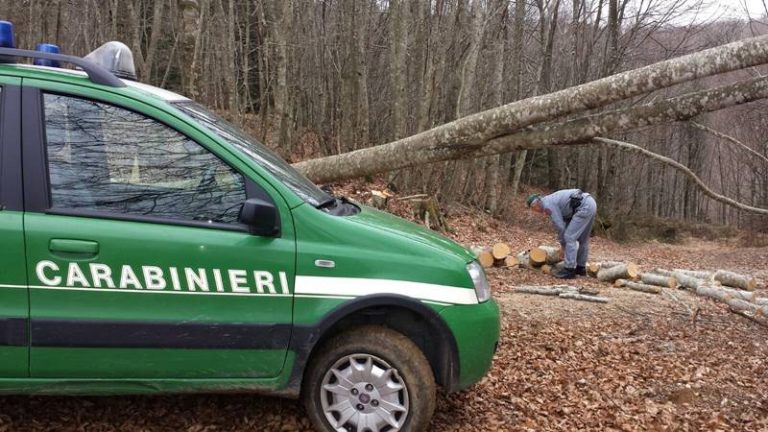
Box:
[320,353,409,432]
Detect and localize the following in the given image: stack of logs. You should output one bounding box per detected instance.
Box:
[473,242,765,319]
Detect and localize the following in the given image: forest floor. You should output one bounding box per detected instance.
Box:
[0,185,766,431]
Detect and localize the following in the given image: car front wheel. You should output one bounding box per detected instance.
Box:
[302,325,436,432]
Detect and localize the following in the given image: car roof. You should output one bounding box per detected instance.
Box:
[0,63,189,102]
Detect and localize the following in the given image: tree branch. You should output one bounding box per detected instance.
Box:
[592,137,768,215]
[690,121,768,166]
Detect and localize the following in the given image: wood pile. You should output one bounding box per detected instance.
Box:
[470,242,764,318]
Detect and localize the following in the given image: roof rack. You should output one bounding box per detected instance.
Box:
[0,47,125,88]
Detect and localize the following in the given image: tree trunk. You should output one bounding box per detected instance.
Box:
[389,0,408,141]
[621,281,662,294]
[296,35,768,183]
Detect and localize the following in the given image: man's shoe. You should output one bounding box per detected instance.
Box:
[575,265,587,276]
[553,267,577,279]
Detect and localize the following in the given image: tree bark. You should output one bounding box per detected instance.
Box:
[622,281,662,294]
[295,35,768,183]
[640,273,677,289]
[530,245,562,265]
[714,270,758,291]
[597,263,639,282]
[673,271,706,290]
[389,0,409,141]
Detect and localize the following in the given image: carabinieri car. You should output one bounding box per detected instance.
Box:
[0,20,499,432]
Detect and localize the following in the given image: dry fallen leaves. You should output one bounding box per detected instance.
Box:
[0,183,765,431]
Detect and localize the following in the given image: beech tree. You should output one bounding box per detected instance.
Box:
[2,0,766,226]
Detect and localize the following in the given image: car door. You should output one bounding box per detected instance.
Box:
[0,77,28,377]
[22,81,295,379]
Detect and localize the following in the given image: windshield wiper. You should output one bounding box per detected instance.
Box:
[316,196,338,209]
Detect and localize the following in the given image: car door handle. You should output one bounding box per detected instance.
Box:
[49,239,100,256]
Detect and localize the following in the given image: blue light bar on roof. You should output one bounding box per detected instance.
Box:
[34,43,61,67]
[0,21,14,48]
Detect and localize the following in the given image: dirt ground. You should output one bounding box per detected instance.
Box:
[1,194,766,431]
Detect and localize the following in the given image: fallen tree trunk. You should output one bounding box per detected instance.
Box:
[714,270,757,291]
[597,263,640,282]
[640,273,677,289]
[296,36,768,184]
[755,298,768,306]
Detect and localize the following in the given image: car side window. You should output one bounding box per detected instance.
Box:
[43,93,246,225]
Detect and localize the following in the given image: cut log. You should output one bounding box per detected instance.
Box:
[471,246,495,268]
[714,270,757,291]
[695,285,755,302]
[651,268,675,277]
[614,278,628,288]
[597,263,640,282]
[726,297,760,314]
[491,242,512,260]
[673,269,714,281]
[640,273,677,289]
[673,271,705,290]
[500,255,519,268]
[755,297,768,306]
[477,251,495,268]
[623,281,662,294]
[558,292,609,303]
[586,262,601,277]
[530,246,561,266]
[541,262,565,275]
[598,261,624,269]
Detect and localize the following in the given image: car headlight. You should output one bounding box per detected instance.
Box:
[467,261,491,303]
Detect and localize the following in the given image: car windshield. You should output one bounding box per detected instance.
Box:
[173,101,330,207]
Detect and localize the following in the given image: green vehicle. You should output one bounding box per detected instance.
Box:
[0,23,499,432]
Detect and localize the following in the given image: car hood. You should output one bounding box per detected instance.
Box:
[346,205,475,263]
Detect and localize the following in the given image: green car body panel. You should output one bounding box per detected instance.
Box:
[0,62,499,396]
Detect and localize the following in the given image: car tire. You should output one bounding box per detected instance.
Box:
[302,325,436,432]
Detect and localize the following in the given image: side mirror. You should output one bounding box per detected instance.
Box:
[239,198,280,237]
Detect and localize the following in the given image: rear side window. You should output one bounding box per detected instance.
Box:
[43,93,246,224]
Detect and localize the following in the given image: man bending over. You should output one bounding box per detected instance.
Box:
[527,189,597,279]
